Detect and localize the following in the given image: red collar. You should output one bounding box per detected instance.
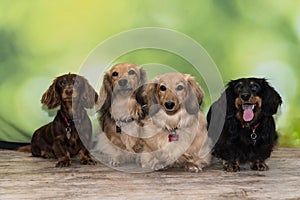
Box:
[242,123,260,131]
[60,111,82,127]
[60,111,71,127]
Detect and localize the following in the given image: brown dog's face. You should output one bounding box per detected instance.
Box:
[148,73,203,115]
[156,74,187,115]
[42,73,98,109]
[109,63,143,96]
[57,74,81,101]
[233,79,262,123]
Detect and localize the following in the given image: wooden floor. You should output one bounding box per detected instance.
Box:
[0,148,300,200]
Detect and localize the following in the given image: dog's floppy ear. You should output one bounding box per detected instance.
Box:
[260,79,282,116]
[81,76,98,109]
[132,84,148,118]
[97,72,113,112]
[224,80,239,117]
[184,74,204,115]
[41,78,61,109]
[145,82,161,116]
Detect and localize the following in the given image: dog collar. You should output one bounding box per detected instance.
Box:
[60,111,82,139]
[60,111,82,126]
[60,111,72,139]
[168,127,179,142]
[242,123,260,145]
[115,117,134,134]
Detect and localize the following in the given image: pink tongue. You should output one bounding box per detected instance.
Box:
[243,105,254,122]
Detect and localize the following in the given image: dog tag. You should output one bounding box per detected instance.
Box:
[168,134,179,142]
[66,127,71,139]
[251,132,257,140]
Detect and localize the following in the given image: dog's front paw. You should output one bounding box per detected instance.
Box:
[110,160,121,167]
[153,163,168,171]
[184,163,203,173]
[140,155,166,170]
[56,159,71,167]
[81,157,97,165]
[223,160,240,172]
[79,151,97,165]
[250,160,269,171]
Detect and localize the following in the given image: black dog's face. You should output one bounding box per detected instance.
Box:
[227,78,282,126]
[233,79,262,124]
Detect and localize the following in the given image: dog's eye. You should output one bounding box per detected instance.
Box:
[160,85,167,91]
[176,85,184,91]
[128,70,136,75]
[59,80,66,86]
[112,71,119,77]
[74,79,80,86]
[251,84,260,92]
[235,84,243,93]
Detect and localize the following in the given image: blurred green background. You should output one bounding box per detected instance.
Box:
[0,0,299,147]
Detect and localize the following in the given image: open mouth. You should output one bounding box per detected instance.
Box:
[241,103,256,122]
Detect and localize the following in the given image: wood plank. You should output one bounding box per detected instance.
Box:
[0,148,300,199]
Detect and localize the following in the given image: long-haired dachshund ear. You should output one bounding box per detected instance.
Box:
[81,77,98,109]
[225,80,239,117]
[145,83,161,116]
[97,72,113,112]
[132,84,148,118]
[261,79,282,116]
[41,78,61,109]
[184,74,204,115]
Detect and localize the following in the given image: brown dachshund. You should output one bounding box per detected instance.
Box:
[31,73,98,167]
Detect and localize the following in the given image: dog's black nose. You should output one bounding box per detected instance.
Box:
[241,93,251,101]
[118,79,128,87]
[165,101,175,110]
[65,89,73,96]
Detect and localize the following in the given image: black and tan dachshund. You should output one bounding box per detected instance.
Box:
[207,78,282,172]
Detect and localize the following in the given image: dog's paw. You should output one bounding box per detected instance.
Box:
[81,157,97,165]
[140,156,166,170]
[153,163,167,171]
[110,160,121,167]
[56,160,71,168]
[41,151,54,159]
[250,160,269,171]
[185,163,203,173]
[223,160,240,172]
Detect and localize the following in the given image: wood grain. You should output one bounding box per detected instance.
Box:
[0,148,299,199]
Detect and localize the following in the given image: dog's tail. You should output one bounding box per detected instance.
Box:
[17,145,31,153]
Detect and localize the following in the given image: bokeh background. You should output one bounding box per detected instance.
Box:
[0,0,299,147]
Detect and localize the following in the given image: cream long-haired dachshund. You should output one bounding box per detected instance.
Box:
[138,73,212,172]
[94,63,147,166]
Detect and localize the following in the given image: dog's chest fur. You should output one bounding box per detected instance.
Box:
[110,95,133,120]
